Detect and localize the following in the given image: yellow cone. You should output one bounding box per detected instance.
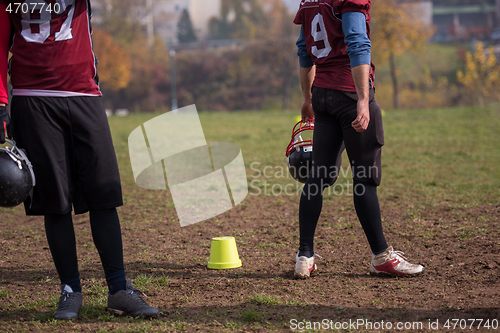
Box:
[207,237,242,269]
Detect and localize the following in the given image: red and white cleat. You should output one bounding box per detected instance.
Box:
[294,253,321,279]
[370,246,424,277]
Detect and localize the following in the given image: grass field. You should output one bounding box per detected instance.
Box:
[0,106,499,332]
[111,105,500,205]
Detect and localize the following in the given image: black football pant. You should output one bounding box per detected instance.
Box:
[299,87,388,257]
[44,208,126,294]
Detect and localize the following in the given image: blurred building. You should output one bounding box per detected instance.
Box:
[189,0,222,39]
[153,0,190,45]
[153,0,222,44]
[281,0,300,13]
[92,0,304,45]
[409,0,500,42]
[91,0,220,45]
[143,0,222,45]
[434,2,498,41]
[414,1,433,26]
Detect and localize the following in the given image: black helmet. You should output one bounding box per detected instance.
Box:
[285,120,314,183]
[0,139,36,207]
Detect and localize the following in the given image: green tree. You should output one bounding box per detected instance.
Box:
[177,9,197,44]
[209,0,268,40]
[371,0,435,108]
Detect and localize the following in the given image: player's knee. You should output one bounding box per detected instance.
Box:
[352,179,378,197]
[310,165,339,185]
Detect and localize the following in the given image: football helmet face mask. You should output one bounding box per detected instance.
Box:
[286,120,314,183]
[0,139,36,208]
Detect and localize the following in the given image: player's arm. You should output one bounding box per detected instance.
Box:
[342,11,371,132]
[297,26,315,121]
[0,1,10,107]
[0,3,11,143]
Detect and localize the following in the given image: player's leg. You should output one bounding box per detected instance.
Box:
[68,97,123,215]
[11,96,83,319]
[88,209,157,317]
[340,91,424,276]
[295,87,344,279]
[338,90,388,252]
[89,209,126,295]
[67,96,126,294]
[298,116,343,258]
[44,213,83,319]
[44,213,80,292]
[69,96,158,317]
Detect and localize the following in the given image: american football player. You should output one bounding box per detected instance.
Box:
[0,0,158,319]
[293,0,424,279]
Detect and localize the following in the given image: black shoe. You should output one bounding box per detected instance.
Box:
[53,285,83,320]
[107,280,159,318]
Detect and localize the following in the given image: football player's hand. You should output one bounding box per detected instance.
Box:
[0,104,12,144]
[352,99,369,132]
[301,99,314,122]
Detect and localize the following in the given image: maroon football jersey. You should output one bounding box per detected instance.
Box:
[6,0,101,96]
[294,0,375,92]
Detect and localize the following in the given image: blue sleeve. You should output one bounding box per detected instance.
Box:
[342,11,371,68]
[296,25,314,68]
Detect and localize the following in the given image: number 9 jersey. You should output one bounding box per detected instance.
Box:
[3,0,101,97]
[293,0,375,92]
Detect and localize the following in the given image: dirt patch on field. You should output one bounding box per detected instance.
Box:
[0,192,499,332]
